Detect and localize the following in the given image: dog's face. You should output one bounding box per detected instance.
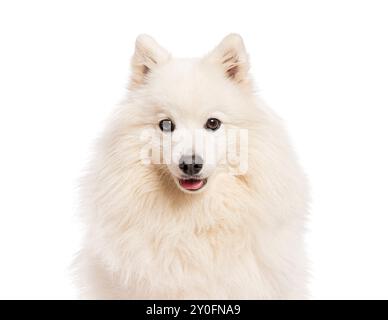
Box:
[130,34,252,194]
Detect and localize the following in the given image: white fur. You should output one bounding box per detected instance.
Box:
[73,34,309,299]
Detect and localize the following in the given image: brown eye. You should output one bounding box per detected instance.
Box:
[205,118,221,131]
[159,119,175,132]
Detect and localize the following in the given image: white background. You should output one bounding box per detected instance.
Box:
[0,0,387,299]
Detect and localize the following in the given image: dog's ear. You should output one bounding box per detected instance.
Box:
[130,34,170,87]
[205,34,250,85]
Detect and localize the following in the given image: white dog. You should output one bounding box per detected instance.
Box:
[73,34,309,299]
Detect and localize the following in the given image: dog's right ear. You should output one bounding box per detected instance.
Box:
[130,34,170,87]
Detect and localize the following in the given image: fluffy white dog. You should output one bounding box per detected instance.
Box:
[74,34,309,299]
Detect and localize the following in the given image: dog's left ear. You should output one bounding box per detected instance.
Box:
[205,34,250,86]
[130,34,170,87]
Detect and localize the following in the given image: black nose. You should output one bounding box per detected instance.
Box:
[179,155,203,175]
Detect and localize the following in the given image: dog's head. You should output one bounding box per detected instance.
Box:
[128,34,255,194]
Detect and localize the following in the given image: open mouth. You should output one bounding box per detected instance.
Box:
[178,178,207,191]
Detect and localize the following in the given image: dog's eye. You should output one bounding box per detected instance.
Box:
[159,119,175,132]
[205,118,221,131]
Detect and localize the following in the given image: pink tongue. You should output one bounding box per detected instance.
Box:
[179,179,204,190]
